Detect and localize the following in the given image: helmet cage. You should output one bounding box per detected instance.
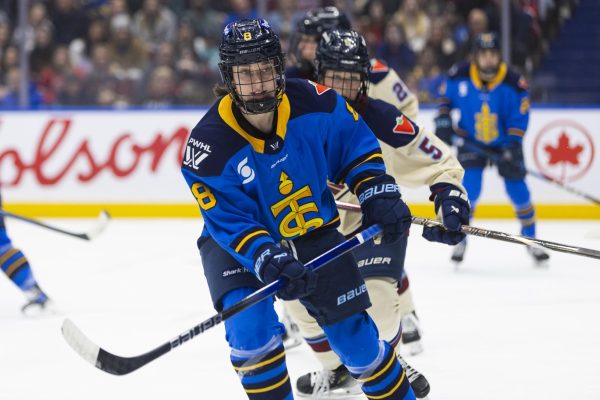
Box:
[218,19,286,114]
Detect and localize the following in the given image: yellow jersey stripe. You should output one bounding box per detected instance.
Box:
[234,230,269,253]
[352,176,376,194]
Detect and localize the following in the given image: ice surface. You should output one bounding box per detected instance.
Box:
[1,218,600,399]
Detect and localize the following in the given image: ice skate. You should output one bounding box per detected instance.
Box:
[21,284,55,317]
[401,312,424,356]
[296,364,363,398]
[398,355,431,399]
[527,245,550,266]
[451,240,467,264]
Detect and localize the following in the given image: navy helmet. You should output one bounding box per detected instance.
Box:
[315,29,371,105]
[218,19,285,114]
[472,32,501,53]
[297,6,351,37]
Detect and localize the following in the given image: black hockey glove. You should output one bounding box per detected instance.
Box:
[434,114,455,146]
[496,141,527,180]
[254,244,317,301]
[358,176,412,243]
[423,184,470,245]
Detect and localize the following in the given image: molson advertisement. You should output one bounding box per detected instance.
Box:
[0,108,598,218]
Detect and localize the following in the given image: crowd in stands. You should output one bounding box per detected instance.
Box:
[0,0,576,108]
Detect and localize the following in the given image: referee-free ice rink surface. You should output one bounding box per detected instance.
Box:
[1,218,599,400]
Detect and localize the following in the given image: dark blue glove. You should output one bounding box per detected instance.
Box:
[496,141,526,179]
[358,176,412,243]
[423,184,470,245]
[254,244,317,300]
[434,114,455,146]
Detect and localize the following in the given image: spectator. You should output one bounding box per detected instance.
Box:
[29,22,55,78]
[107,14,148,80]
[393,0,431,52]
[12,1,50,53]
[80,44,119,104]
[267,0,301,52]
[142,65,177,108]
[427,17,458,71]
[376,22,416,77]
[0,67,44,108]
[410,45,443,103]
[132,0,177,55]
[186,0,226,45]
[360,0,388,50]
[455,8,489,60]
[0,18,12,62]
[50,0,89,45]
[223,0,258,27]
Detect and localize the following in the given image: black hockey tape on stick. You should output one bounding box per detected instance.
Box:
[61,224,383,376]
[452,135,600,206]
[335,200,600,260]
[0,209,111,240]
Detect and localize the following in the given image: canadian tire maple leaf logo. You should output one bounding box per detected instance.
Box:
[544,131,583,166]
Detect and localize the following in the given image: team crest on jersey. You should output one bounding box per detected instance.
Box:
[392,115,416,135]
[307,80,331,95]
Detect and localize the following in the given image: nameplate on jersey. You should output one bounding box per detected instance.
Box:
[392,115,416,135]
[307,80,331,95]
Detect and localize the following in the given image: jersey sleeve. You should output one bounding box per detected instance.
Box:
[384,127,465,191]
[369,64,419,120]
[182,152,276,277]
[505,76,530,142]
[326,93,387,194]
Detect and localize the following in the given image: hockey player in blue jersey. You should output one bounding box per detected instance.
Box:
[0,195,52,315]
[285,28,469,399]
[181,19,417,400]
[435,32,549,264]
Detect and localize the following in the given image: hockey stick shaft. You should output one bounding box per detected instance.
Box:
[336,201,600,260]
[452,136,600,205]
[62,224,383,375]
[0,209,111,240]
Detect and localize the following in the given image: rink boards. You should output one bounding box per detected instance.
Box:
[0,107,598,218]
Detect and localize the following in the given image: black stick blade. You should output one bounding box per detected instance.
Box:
[62,318,170,376]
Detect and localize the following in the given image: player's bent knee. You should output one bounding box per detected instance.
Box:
[322,311,380,367]
[223,287,284,351]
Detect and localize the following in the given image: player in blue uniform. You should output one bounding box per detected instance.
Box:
[435,32,550,264]
[182,19,417,400]
[286,28,469,399]
[0,195,52,315]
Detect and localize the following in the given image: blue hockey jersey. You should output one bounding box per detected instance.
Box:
[182,79,386,274]
[437,62,530,146]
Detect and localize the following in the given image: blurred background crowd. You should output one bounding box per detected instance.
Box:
[0,0,589,108]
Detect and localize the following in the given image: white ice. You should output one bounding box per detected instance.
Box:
[1,218,600,400]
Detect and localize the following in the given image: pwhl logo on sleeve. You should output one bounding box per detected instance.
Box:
[533,120,594,182]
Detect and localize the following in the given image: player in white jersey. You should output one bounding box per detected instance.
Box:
[287,6,419,120]
[285,5,424,354]
[287,28,470,399]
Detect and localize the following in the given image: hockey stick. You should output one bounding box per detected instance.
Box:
[451,135,600,205]
[335,201,600,260]
[61,224,383,376]
[0,209,111,241]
